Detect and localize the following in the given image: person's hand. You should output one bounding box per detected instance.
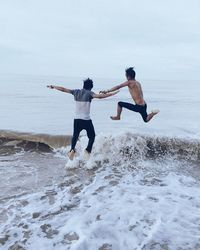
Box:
[99,90,108,94]
[47,85,54,89]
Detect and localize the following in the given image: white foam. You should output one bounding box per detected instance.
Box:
[1,160,200,250]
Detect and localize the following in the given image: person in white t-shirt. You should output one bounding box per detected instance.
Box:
[47,78,118,160]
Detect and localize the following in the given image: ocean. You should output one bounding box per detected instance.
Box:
[0,75,200,250]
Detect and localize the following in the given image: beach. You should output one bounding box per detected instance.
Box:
[0,75,200,249]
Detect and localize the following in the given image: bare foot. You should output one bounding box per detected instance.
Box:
[151,109,160,116]
[110,116,120,120]
[146,109,160,122]
[67,150,76,160]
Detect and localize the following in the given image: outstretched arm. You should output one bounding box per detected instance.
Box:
[47,85,72,93]
[93,90,119,99]
[100,81,129,94]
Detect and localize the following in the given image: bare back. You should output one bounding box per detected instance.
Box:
[128,80,145,105]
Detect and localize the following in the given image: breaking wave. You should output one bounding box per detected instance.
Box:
[73,132,199,169]
[0,130,71,155]
[0,130,200,163]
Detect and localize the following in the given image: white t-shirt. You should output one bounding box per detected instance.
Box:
[71,89,95,120]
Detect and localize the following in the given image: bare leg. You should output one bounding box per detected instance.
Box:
[110,104,122,120]
[146,110,160,122]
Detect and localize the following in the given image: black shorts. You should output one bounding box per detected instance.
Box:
[118,101,148,122]
[71,119,95,153]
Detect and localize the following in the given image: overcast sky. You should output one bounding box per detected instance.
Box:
[0,0,200,80]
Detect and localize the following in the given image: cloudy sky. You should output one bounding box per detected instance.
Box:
[0,0,199,80]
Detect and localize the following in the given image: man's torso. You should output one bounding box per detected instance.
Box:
[71,89,94,120]
[128,80,145,105]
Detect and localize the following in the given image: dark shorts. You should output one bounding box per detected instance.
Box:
[118,101,148,122]
[71,119,95,153]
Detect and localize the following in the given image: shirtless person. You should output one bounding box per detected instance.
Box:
[47,78,119,160]
[101,67,159,122]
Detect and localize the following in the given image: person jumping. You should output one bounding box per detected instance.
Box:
[47,78,119,160]
[100,67,159,122]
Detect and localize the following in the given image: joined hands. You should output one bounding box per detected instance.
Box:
[47,85,55,89]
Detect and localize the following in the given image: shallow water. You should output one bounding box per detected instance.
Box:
[0,75,200,249]
[0,133,200,249]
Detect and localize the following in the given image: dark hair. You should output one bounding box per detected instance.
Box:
[125,67,136,79]
[83,78,93,90]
